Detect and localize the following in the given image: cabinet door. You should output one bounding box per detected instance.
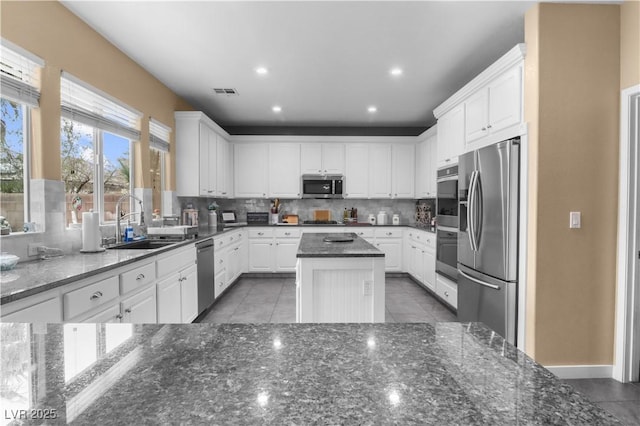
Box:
[488,66,522,133]
[322,144,345,174]
[198,123,211,196]
[180,265,198,323]
[376,240,402,271]
[275,239,299,272]
[423,249,436,291]
[392,144,415,198]
[415,140,427,198]
[412,245,424,283]
[234,144,268,198]
[344,144,369,198]
[214,269,226,299]
[248,239,274,271]
[227,245,241,284]
[464,89,489,143]
[157,273,182,323]
[121,286,156,324]
[426,135,437,197]
[216,135,228,197]
[438,104,465,166]
[269,144,301,198]
[369,145,392,198]
[300,144,323,174]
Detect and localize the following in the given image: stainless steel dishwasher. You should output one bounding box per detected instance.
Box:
[196,238,215,314]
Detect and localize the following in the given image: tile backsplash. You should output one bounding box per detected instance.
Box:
[178,197,436,226]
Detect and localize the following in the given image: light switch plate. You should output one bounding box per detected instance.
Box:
[28,243,44,256]
[569,212,581,229]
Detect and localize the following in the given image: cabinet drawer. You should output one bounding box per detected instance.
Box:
[351,228,374,239]
[412,230,436,249]
[64,276,120,320]
[436,275,458,309]
[248,228,273,238]
[274,228,300,239]
[375,228,403,239]
[120,261,156,295]
[214,236,227,250]
[157,245,196,277]
[2,296,62,323]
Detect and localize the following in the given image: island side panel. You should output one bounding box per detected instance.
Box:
[297,257,385,323]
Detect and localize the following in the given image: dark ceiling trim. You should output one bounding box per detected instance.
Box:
[222,125,430,137]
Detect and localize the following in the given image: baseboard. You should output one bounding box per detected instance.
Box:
[545,365,613,379]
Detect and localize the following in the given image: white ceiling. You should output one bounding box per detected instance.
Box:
[62,1,538,135]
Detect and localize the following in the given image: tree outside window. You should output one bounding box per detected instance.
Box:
[0,98,26,232]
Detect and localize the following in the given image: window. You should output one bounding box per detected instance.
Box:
[60,73,141,224]
[149,118,170,220]
[0,40,42,234]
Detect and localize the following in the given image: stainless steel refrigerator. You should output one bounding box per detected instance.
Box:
[457,138,519,345]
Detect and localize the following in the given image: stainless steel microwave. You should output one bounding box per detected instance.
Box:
[301,174,344,199]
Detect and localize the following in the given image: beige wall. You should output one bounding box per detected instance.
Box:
[0,1,194,190]
[524,3,620,365]
[620,0,640,89]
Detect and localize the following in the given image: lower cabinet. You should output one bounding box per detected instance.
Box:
[157,264,198,323]
[374,228,403,272]
[405,229,436,291]
[248,228,301,272]
[121,286,157,323]
[435,274,458,310]
[1,295,62,323]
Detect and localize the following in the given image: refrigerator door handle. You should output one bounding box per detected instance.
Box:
[474,171,483,250]
[459,269,500,290]
[468,170,479,252]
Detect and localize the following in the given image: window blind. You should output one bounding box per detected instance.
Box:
[149,118,170,152]
[60,72,142,141]
[0,39,43,107]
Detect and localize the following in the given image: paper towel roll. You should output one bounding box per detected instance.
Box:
[82,211,100,252]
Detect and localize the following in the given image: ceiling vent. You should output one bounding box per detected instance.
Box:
[213,88,239,96]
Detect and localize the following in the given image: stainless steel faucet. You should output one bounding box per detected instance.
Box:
[115,193,145,243]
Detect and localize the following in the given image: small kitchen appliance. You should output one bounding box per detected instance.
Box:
[302,175,344,199]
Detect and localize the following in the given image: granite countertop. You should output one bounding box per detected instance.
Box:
[297,232,384,258]
[0,322,622,425]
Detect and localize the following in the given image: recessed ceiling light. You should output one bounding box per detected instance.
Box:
[256,66,268,75]
[368,106,377,113]
[390,67,403,76]
[272,105,282,113]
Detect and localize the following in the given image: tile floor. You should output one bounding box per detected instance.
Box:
[199,276,457,324]
[563,378,640,425]
[200,276,640,425]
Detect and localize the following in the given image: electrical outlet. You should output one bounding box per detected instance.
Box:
[363,280,373,296]
[28,243,44,257]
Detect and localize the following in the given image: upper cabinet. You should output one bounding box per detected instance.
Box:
[268,144,301,198]
[392,144,415,199]
[436,104,465,167]
[416,126,437,198]
[344,144,369,199]
[175,111,232,198]
[368,145,392,198]
[301,143,345,174]
[434,44,526,159]
[234,144,269,198]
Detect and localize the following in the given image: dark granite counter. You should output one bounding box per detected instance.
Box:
[297,232,384,258]
[0,322,621,425]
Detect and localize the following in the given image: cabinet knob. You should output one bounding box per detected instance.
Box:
[136,273,145,281]
[263,193,266,197]
[90,291,103,300]
[258,232,264,236]
[388,193,391,197]
[116,314,123,320]
[487,124,492,129]
[124,308,132,314]
[297,193,300,197]
[234,247,239,251]
[285,232,290,236]
[324,170,327,173]
[219,259,223,264]
[481,127,487,131]
[444,291,449,298]
[276,242,279,246]
[386,232,392,236]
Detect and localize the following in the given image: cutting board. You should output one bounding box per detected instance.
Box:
[313,210,332,221]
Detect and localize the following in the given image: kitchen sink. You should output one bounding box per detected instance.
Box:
[106,240,178,250]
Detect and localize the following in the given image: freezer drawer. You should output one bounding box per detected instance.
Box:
[457,264,517,345]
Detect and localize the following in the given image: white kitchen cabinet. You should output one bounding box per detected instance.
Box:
[248,227,300,272]
[392,144,415,198]
[156,273,182,323]
[179,264,198,323]
[405,229,436,291]
[437,104,465,167]
[436,274,457,310]
[176,111,231,198]
[374,228,402,272]
[465,65,522,147]
[368,145,392,199]
[416,130,437,199]
[121,286,156,323]
[269,143,301,198]
[301,143,344,174]
[234,143,269,198]
[344,144,369,198]
[81,304,121,323]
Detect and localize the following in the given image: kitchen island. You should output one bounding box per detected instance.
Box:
[296,232,385,322]
[0,322,621,425]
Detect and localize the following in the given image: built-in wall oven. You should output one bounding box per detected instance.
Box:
[436,165,459,281]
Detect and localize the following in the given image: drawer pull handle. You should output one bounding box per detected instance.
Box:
[136,273,145,281]
[386,232,392,236]
[124,308,132,314]
[90,291,103,300]
[258,232,264,236]
[285,232,290,236]
[234,247,239,251]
